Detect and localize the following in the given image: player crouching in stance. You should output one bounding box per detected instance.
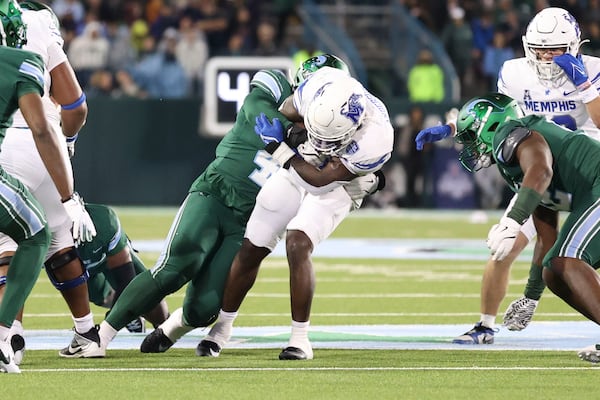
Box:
[417,7,600,344]
[452,92,600,363]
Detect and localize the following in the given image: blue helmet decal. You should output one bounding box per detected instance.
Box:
[341,93,365,124]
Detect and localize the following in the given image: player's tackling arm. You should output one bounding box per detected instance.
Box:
[279,95,302,123]
[289,156,356,187]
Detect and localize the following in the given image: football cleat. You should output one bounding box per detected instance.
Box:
[279,346,313,360]
[10,333,25,366]
[196,339,221,357]
[578,344,600,363]
[59,325,105,358]
[503,296,539,331]
[452,322,496,344]
[0,339,20,373]
[140,328,174,353]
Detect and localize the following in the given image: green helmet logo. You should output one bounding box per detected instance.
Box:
[293,53,350,88]
[0,0,26,48]
[455,92,523,172]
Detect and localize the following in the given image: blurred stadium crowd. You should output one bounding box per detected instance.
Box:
[43,0,600,209]
[52,0,300,99]
[46,0,599,99]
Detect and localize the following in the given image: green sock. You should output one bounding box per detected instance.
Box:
[106,270,167,330]
[523,263,545,301]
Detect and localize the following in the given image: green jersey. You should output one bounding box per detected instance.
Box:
[77,204,129,277]
[492,115,600,211]
[189,69,292,222]
[0,46,44,141]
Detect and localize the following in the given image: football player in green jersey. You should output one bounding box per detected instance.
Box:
[97,55,352,355]
[97,67,294,353]
[1,203,170,364]
[0,0,89,373]
[452,92,600,363]
[75,204,169,330]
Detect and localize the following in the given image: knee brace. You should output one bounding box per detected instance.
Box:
[0,255,12,287]
[44,248,89,291]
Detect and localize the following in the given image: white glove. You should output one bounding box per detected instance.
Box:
[62,192,96,245]
[344,172,381,201]
[66,133,78,158]
[486,216,522,261]
[503,296,539,331]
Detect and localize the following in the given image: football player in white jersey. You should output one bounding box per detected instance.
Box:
[414,7,600,344]
[194,64,393,360]
[0,1,99,362]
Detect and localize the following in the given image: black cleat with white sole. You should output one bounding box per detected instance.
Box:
[196,339,221,357]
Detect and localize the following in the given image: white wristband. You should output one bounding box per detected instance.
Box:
[270,142,295,167]
[579,83,599,104]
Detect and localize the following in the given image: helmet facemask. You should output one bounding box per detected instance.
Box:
[455,108,495,172]
[455,93,524,172]
[522,7,582,87]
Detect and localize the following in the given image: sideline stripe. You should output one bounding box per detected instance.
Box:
[23,321,599,352]
[23,366,600,372]
[134,238,535,261]
[22,312,584,318]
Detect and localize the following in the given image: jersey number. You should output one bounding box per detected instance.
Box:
[249,150,280,187]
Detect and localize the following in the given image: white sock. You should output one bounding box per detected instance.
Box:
[98,320,118,349]
[206,309,237,347]
[9,320,23,337]
[480,314,496,329]
[0,325,9,342]
[160,308,193,342]
[288,320,312,357]
[73,313,94,334]
[289,320,310,343]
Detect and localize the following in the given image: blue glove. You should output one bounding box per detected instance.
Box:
[254,112,284,144]
[415,124,452,151]
[553,53,589,87]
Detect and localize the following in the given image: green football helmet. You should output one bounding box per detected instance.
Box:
[455,92,523,172]
[0,0,25,48]
[293,53,350,88]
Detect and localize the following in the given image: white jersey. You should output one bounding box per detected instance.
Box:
[0,8,74,258]
[293,67,394,175]
[498,55,600,140]
[11,9,67,129]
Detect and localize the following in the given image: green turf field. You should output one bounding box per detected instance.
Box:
[8,208,598,399]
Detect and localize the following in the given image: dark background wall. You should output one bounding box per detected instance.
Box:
[73,98,460,207]
[72,98,221,206]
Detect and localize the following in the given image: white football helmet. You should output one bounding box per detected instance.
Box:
[304,77,366,155]
[522,7,582,86]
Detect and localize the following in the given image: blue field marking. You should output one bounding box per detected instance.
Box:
[135,238,534,261]
[24,321,598,352]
